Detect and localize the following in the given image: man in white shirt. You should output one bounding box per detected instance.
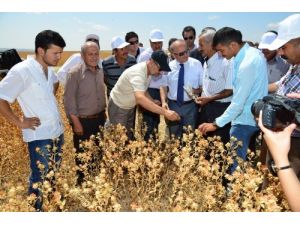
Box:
[196,29,233,144]
[57,34,101,86]
[0,30,66,211]
[258,31,290,85]
[162,39,203,137]
[137,29,168,140]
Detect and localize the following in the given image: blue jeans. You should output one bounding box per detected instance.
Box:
[229,125,258,173]
[27,133,64,211]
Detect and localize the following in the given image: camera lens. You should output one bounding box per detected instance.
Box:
[251,100,264,118]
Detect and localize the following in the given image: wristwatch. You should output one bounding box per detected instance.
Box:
[270,160,291,174]
[212,120,219,129]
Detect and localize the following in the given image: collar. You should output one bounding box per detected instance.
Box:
[206,52,220,67]
[81,62,100,74]
[234,42,249,67]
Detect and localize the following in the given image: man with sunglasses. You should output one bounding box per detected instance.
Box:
[125,31,144,60]
[162,39,203,138]
[57,34,102,86]
[137,29,168,140]
[108,50,180,140]
[182,26,198,54]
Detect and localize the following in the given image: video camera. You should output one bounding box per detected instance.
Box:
[251,94,300,130]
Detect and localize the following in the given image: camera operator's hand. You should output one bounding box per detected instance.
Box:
[258,110,296,167]
[287,92,300,99]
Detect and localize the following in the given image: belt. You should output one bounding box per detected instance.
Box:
[78,111,104,119]
[168,99,194,105]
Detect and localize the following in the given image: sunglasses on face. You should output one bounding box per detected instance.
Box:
[129,40,139,45]
[184,36,194,40]
[173,50,188,57]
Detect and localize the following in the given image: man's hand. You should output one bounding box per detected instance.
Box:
[164,109,180,121]
[198,122,217,135]
[153,99,162,106]
[258,111,295,165]
[195,96,211,106]
[20,117,41,130]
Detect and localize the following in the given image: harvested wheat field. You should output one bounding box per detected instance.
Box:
[0,82,291,212]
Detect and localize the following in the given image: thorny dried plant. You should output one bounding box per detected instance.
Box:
[0,86,291,212]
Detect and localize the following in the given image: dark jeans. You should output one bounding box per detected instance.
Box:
[167,99,197,138]
[27,133,64,211]
[72,111,105,185]
[142,88,161,140]
[198,101,231,144]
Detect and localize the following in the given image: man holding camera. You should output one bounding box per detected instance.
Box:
[265,14,300,178]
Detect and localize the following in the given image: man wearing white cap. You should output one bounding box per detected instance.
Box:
[137,29,168,140]
[102,36,136,98]
[258,31,290,85]
[265,14,300,178]
[57,34,102,86]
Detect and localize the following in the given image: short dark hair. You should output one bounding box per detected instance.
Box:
[213,27,243,47]
[125,31,139,42]
[35,30,66,53]
[182,26,196,37]
[168,38,178,48]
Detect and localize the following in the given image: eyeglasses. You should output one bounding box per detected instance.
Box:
[184,36,194,40]
[173,50,188,57]
[129,40,139,45]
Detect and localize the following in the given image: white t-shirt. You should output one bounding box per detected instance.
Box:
[110,62,150,109]
[0,58,64,142]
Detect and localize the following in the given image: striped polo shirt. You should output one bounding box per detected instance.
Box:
[102,55,136,97]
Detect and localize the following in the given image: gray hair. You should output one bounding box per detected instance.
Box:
[200,29,216,44]
[81,41,99,54]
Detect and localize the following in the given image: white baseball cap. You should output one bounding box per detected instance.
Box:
[149,29,164,42]
[268,14,300,50]
[111,36,130,49]
[258,32,277,49]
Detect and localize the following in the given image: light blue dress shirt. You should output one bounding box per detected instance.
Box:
[216,43,268,127]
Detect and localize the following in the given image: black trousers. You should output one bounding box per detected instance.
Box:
[72,111,105,184]
[198,101,231,144]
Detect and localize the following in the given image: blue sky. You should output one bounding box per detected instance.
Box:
[0,12,295,51]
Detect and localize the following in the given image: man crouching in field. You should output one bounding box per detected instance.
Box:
[0,30,66,211]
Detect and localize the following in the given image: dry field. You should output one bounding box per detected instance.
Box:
[0,67,291,212]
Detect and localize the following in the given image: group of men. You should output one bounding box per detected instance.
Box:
[1,13,300,211]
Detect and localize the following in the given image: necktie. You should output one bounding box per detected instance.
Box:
[177,63,184,106]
